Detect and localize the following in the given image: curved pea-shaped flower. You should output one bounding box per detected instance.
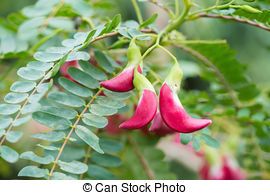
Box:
[120,68,157,129]
[100,66,142,92]
[159,63,212,133]
[100,40,142,92]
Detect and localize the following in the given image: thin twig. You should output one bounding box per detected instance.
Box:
[48,88,103,180]
[131,0,143,24]
[195,14,270,32]
[126,133,155,180]
[173,44,240,109]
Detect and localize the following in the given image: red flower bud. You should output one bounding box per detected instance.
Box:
[100,40,142,92]
[160,83,212,133]
[100,66,142,92]
[119,89,157,129]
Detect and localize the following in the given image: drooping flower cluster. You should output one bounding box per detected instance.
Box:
[100,41,212,133]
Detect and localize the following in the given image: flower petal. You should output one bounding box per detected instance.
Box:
[159,83,212,133]
[100,66,142,92]
[119,89,157,129]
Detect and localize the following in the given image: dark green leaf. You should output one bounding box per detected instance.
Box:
[68,67,99,89]
[48,91,85,107]
[75,125,104,153]
[88,165,117,180]
[32,131,65,142]
[33,111,71,129]
[140,13,158,28]
[90,152,122,167]
[59,77,93,97]
[82,113,108,128]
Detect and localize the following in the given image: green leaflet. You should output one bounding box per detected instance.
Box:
[6,131,23,143]
[0,145,19,163]
[32,131,66,142]
[82,113,108,128]
[58,77,93,98]
[48,91,85,107]
[4,92,28,104]
[68,67,99,89]
[32,111,71,130]
[75,125,104,154]
[17,67,44,80]
[89,104,118,116]
[0,104,21,115]
[58,160,88,175]
[79,60,107,81]
[10,81,36,93]
[88,165,117,180]
[18,166,49,178]
[20,151,54,164]
[90,152,122,167]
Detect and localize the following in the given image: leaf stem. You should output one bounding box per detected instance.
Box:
[188,0,238,17]
[131,0,143,24]
[48,88,103,180]
[193,14,270,32]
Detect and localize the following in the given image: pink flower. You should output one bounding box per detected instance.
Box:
[60,60,80,81]
[100,40,142,92]
[149,112,175,136]
[119,89,157,129]
[200,156,246,180]
[100,66,142,92]
[159,83,212,133]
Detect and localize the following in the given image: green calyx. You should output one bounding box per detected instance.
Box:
[126,39,142,68]
[164,62,183,93]
[133,68,155,94]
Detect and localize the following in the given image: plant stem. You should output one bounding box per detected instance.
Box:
[175,0,180,18]
[193,14,270,32]
[48,88,103,180]
[188,0,238,17]
[157,45,178,64]
[131,0,143,24]
[126,133,155,180]
[162,0,191,35]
